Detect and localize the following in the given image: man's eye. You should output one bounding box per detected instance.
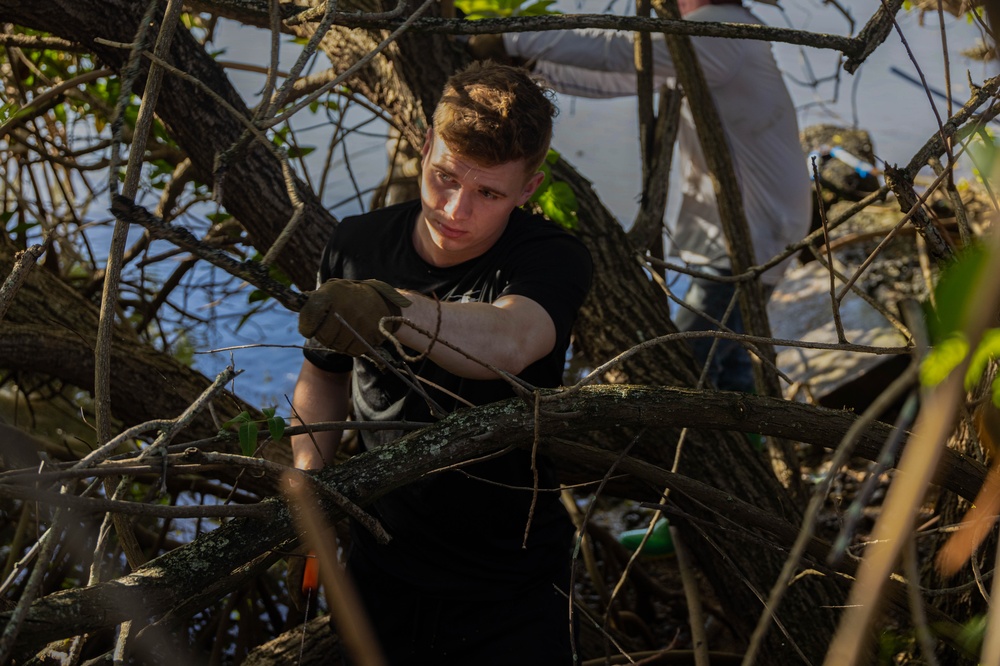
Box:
[437,171,454,184]
[481,190,498,200]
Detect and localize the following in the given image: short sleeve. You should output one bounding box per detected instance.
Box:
[499,228,593,348]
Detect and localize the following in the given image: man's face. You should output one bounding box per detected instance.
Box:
[414,128,544,268]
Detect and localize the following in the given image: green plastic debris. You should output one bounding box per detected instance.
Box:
[617,518,675,556]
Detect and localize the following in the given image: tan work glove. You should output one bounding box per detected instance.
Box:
[298,279,412,356]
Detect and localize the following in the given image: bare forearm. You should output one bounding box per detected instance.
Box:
[394,292,556,380]
[290,361,351,471]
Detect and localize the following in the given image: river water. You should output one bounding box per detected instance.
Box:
[195,0,995,409]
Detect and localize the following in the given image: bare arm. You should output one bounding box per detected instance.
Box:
[290,360,351,471]
[394,292,556,380]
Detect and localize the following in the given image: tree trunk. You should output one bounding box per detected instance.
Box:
[0,1,958,661]
[0,235,261,448]
[0,0,336,291]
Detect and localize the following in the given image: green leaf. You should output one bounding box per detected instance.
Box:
[920,333,969,388]
[239,420,259,456]
[965,328,1000,391]
[955,614,987,654]
[927,243,990,343]
[286,145,315,159]
[267,415,286,443]
[967,128,998,181]
[0,100,17,124]
[456,0,561,18]
[247,289,270,304]
[454,0,498,18]
[536,181,579,230]
[221,410,252,430]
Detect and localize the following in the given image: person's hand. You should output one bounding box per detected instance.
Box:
[466,34,510,63]
[298,279,412,356]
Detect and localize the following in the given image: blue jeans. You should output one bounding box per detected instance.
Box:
[673,268,772,394]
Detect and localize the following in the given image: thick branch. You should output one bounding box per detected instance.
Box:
[4,385,985,657]
[843,0,905,74]
[0,0,338,290]
[111,195,308,312]
[187,0,861,54]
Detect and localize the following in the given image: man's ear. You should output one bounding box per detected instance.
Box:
[517,170,546,206]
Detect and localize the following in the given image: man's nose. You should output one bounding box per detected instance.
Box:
[443,188,472,219]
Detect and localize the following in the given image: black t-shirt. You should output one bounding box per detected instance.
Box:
[304,199,593,596]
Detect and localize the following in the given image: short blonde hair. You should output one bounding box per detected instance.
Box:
[432,60,556,175]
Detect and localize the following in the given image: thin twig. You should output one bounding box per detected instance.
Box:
[110,196,308,311]
[557,329,910,402]
[0,513,64,663]
[742,362,920,665]
[0,243,44,322]
[260,0,438,131]
[903,533,940,666]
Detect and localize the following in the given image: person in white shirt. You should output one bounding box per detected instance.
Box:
[472,0,810,392]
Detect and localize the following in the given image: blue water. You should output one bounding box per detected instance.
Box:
[191,0,992,411]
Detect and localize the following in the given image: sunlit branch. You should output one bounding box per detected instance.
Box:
[298,13,859,54]
[261,0,438,130]
[0,244,44,322]
[0,33,86,52]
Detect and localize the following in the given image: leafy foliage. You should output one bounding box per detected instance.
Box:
[455,0,560,19]
[920,243,1000,405]
[529,149,579,229]
[221,408,287,456]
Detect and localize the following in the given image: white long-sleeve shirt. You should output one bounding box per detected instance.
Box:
[504,4,810,284]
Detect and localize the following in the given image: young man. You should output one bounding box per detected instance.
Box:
[472,0,810,393]
[291,61,593,665]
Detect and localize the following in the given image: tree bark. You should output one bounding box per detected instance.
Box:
[0,0,336,291]
[3,386,986,659]
[0,236,262,448]
[0,1,934,661]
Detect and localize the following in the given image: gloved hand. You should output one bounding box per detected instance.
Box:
[467,34,516,64]
[466,35,528,68]
[298,279,412,356]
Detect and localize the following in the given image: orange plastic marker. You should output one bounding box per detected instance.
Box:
[302,551,320,593]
